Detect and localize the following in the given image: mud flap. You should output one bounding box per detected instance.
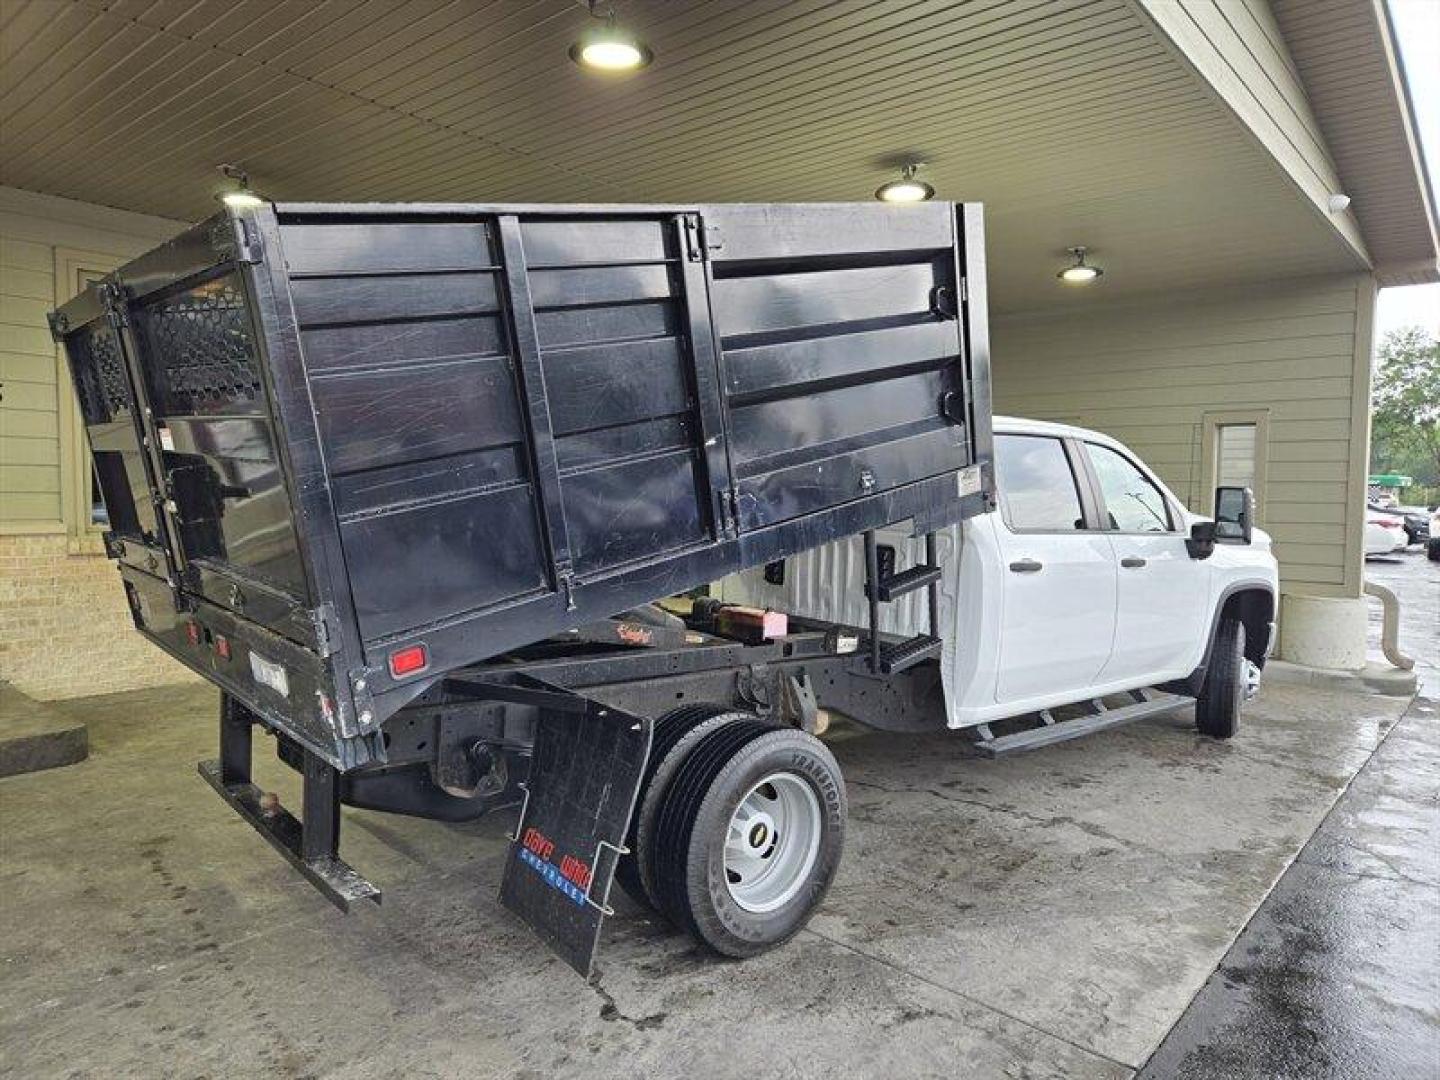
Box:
[498,679,652,976]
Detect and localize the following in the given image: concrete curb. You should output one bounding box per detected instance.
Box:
[1264,659,1418,698]
[0,681,89,778]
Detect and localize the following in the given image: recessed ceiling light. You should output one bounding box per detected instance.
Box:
[215,163,265,209]
[570,2,653,72]
[875,162,934,203]
[1058,246,1103,285]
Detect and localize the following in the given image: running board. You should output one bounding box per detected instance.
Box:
[973,690,1187,757]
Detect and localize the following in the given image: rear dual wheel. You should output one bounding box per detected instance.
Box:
[614,704,742,903]
[619,706,846,958]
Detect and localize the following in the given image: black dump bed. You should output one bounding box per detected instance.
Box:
[53,201,995,767]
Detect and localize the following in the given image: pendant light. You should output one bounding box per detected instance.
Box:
[875,162,934,203]
[216,163,264,209]
[1058,246,1103,285]
[570,2,653,72]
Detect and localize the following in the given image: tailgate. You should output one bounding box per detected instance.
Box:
[52,224,350,765]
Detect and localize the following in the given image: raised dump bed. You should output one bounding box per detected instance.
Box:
[52,201,993,770]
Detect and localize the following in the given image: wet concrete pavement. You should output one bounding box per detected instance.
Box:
[0,689,1418,1077]
[1140,548,1439,1078]
[1138,693,1438,1079]
[0,553,1434,1078]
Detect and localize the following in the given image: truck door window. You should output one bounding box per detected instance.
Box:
[994,434,1086,532]
[1086,443,1173,532]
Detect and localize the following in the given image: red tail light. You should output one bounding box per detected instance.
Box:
[213,635,231,661]
[388,644,428,678]
[185,621,202,646]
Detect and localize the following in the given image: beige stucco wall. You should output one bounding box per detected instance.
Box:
[0,185,196,699]
[991,270,1376,636]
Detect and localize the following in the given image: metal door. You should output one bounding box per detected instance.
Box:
[62,315,161,546]
[511,213,732,580]
[704,203,973,532]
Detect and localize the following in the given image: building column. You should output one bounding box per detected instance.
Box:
[1278,593,1369,669]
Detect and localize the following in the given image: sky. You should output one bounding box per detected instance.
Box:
[1375,0,1440,341]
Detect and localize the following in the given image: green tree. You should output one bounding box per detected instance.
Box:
[1371,327,1440,486]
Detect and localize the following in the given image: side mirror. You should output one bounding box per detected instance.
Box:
[1186,521,1216,560]
[1214,486,1254,544]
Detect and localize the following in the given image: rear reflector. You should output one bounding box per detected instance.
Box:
[185,621,202,646]
[389,645,428,678]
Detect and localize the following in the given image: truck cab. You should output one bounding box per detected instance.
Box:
[724,416,1279,738]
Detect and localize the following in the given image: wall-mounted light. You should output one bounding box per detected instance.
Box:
[1057,246,1103,285]
[216,163,265,209]
[875,162,934,203]
[570,1,653,72]
[1327,193,1352,213]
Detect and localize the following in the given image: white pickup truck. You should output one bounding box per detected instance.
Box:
[725,416,1280,746]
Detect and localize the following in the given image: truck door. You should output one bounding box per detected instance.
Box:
[704,203,975,532]
[991,434,1117,705]
[1080,441,1209,684]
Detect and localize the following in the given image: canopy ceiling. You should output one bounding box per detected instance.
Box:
[1,0,1378,310]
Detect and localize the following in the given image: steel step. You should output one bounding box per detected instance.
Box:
[871,563,943,602]
[974,691,1187,756]
[878,633,943,674]
[197,759,381,911]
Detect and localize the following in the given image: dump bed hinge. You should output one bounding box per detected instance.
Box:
[98,281,131,329]
[211,216,265,264]
[716,488,740,536]
[309,602,340,658]
[558,570,578,612]
[682,216,723,262]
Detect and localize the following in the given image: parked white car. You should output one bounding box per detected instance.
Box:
[1364,509,1408,557]
[725,417,1280,740]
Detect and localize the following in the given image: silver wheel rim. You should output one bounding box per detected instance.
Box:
[723,771,822,914]
[1243,659,1262,701]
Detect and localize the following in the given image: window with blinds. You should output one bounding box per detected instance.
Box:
[1216,423,1258,490]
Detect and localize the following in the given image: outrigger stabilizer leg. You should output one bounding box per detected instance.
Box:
[198,693,380,911]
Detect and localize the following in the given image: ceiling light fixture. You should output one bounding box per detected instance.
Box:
[874,162,934,203]
[1057,246,1103,285]
[216,163,265,209]
[570,1,653,72]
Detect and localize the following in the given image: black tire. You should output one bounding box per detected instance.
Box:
[614,704,746,908]
[1196,617,1245,739]
[650,723,847,958]
[633,712,749,908]
[1428,537,1440,562]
